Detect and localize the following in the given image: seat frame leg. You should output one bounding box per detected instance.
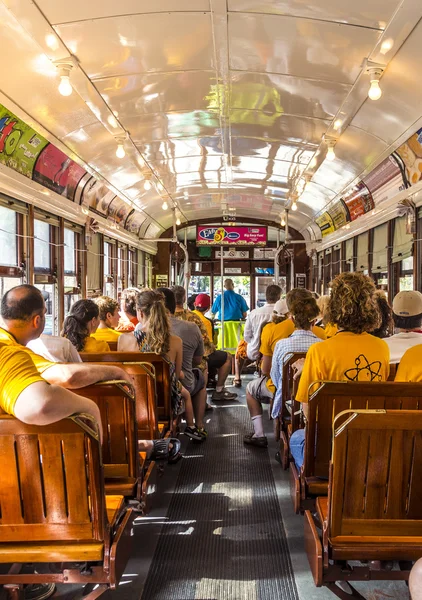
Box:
[4,585,24,600]
[326,582,366,600]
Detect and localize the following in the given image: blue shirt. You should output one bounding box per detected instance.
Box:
[270,330,321,419]
[211,290,249,321]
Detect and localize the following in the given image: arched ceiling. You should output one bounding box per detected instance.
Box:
[1,0,422,239]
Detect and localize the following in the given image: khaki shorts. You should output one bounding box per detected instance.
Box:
[246,376,273,404]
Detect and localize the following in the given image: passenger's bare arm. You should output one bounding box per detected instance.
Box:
[261,354,272,376]
[14,381,102,435]
[192,355,203,366]
[42,363,132,388]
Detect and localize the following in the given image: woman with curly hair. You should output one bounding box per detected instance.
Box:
[62,299,110,352]
[290,273,390,468]
[91,296,122,344]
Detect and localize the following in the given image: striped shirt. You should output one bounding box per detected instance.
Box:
[270,330,321,419]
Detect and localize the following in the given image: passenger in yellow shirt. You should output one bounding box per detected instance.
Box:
[395,345,422,382]
[316,295,338,338]
[62,299,110,352]
[290,273,390,469]
[0,285,131,421]
[92,296,122,344]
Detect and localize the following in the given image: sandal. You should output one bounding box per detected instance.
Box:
[234,379,242,388]
[150,438,182,464]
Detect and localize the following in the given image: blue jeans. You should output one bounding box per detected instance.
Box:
[290,429,305,469]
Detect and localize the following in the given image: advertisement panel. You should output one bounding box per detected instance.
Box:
[197,226,267,246]
[328,200,348,230]
[341,181,374,221]
[0,104,49,178]
[315,212,335,237]
[396,127,422,186]
[33,144,86,201]
[362,156,404,204]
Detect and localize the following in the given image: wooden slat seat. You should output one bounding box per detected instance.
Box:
[290,381,422,514]
[81,352,171,435]
[0,414,135,599]
[304,409,422,595]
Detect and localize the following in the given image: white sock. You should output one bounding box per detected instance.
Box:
[251,415,264,438]
[216,386,223,392]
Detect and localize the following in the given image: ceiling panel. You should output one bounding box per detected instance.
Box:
[229,13,382,84]
[36,0,210,25]
[95,71,217,116]
[230,72,351,120]
[136,138,223,162]
[227,0,400,30]
[55,13,214,79]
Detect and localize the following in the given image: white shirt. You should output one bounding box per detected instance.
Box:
[384,332,422,364]
[27,334,82,363]
[244,303,276,360]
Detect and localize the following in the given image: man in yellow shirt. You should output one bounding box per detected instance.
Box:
[0,285,131,423]
[290,273,390,468]
[395,344,422,381]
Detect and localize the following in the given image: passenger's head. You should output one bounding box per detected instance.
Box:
[326,273,381,334]
[136,289,170,354]
[266,284,282,304]
[171,285,186,307]
[289,294,319,331]
[272,298,288,324]
[120,288,140,319]
[187,294,198,311]
[286,288,312,311]
[372,290,393,338]
[62,299,100,351]
[95,296,120,329]
[392,290,422,331]
[0,284,46,343]
[194,293,211,313]
[158,288,176,315]
[316,295,330,324]
[224,279,234,291]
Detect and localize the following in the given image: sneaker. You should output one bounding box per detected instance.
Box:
[184,426,204,442]
[197,427,208,440]
[243,433,268,447]
[212,389,238,401]
[24,584,56,600]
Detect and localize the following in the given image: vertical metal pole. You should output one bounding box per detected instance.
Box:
[285,209,290,290]
[220,246,225,350]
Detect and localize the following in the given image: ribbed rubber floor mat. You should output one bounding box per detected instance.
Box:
[141,404,299,600]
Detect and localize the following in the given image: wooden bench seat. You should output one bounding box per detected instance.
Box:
[0,414,135,598]
[290,381,422,514]
[304,409,422,597]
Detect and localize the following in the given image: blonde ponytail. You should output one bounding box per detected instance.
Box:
[137,290,171,355]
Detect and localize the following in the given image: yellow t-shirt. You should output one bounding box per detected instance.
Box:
[193,310,213,341]
[324,322,338,338]
[91,327,121,343]
[296,331,390,403]
[260,319,326,356]
[83,336,110,353]
[0,328,55,416]
[395,345,422,382]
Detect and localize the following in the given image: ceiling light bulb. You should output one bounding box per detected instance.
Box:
[326,143,336,161]
[368,78,382,101]
[162,201,168,210]
[144,180,152,191]
[116,144,125,159]
[280,215,286,227]
[176,216,181,226]
[58,74,72,96]
[291,201,298,211]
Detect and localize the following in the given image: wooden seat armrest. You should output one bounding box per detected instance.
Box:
[316,497,328,526]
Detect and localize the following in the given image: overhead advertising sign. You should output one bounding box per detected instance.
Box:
[396,127,422,186]
[362,156,404,204]
[341,181,374,221]
[197,226,267,246]
[328,200,349,229]
[315,212,335,237]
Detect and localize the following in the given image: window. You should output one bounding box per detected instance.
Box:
[64,227,80,316]
[34,220,51,271]
[64,228,76,274]
[331,245,341,279]
[128,249,136,288]
[371,223,389,289]
[400,256,414,291]
[103,240,116,297]
[345,238,354,271]
[117,245,126,295]
[0,206,18,267]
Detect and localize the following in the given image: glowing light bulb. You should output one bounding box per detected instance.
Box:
[280,215,286,227]
[326,144,336,161]
[291,201,298,211]
[116,144,125,159]
[162,201,168,210]
[58,74,72,96]
[368,79,382,101]
[176,216,181,226]
[144,180,152,191]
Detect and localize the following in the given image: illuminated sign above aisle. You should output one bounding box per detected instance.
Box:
[197,226,267,246]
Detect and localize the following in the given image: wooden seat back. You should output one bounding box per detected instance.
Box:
[330,409,422,540]
[108,341,118,351]
[81,352,172,424]
[76,381,138,482]
[0,415,105,543]
[305,381,422,481]
[281,352,307,427]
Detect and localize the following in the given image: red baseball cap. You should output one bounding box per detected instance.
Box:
[194,293,211,309]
